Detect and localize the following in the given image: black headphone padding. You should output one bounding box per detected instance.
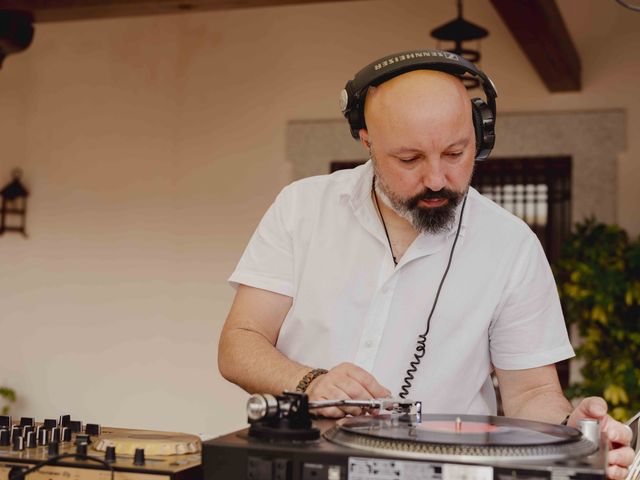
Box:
[340,50,498,160]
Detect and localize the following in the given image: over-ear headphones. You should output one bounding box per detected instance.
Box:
[339,49,498,160]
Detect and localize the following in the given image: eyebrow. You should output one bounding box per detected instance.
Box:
[388,138,470,156]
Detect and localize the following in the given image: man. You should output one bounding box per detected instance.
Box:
[218,50,634,479]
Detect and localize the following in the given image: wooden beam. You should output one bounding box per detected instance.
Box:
[0,0,361,23]
[489,0,581,92]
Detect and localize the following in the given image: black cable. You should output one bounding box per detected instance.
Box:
[615,0,640,13]
[372,176,398,266]
[8,452,115,480]
[398,193,468,399]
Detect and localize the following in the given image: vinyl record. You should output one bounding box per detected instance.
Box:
[324,413,598,463]
[338,414,580,446]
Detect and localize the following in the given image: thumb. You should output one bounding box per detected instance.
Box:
[574,396,608,421]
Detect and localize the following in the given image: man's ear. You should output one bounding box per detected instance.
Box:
[359,129,371,155]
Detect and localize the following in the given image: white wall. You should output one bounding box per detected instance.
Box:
[0,0,638,435]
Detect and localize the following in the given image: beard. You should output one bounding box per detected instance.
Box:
[374,174,465,234]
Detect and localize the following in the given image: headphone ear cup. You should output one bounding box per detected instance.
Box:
[347,108,364,140]
[471,99,484,159]
[470,98,495,161]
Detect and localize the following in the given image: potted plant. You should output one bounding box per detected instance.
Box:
[555,218,640,421]
[0,385,16,415]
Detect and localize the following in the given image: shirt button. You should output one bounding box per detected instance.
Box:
[364,339,373,348]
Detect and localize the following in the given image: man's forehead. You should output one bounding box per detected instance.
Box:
[364,70,470,121]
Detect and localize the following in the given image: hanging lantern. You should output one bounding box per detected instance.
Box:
[431,0,489,89]
[1,168,29,237]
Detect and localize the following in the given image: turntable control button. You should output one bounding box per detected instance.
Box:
[133,448,145,466]
[105,445,116,463]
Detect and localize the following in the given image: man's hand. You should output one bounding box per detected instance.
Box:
[306,362,391,417]
[567,397,635,480]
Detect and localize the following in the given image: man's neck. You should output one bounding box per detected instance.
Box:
[372,189,419,265]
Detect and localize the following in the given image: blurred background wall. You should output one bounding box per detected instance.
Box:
[0,0,638,435]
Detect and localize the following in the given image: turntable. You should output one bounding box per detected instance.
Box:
[202,392,607,480]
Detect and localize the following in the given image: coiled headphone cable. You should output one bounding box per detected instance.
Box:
[398,193,468,399]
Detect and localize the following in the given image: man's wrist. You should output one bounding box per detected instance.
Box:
[295,368,328,393]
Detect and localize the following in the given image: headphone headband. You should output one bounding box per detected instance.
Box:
[339,49,498,160]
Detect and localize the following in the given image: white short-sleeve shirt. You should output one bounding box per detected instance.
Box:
[229,161,574,415]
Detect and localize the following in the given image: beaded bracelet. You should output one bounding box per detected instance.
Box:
[295,368,328,393]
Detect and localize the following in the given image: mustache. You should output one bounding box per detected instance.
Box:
[406,188,461,207]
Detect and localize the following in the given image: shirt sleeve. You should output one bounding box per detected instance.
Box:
[489,233,575,370]
[228,186,295,297]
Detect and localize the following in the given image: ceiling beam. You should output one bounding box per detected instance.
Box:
[0,0,360,23]
[489,0,581,92]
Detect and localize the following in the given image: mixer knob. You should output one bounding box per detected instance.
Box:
[0,416,11,429]
[22,425,34,437]
[19,418,34,428]
[48,441,59,458]
[69,421,82,433]
[75,434,90,445]
[85,424,101,436]
[105,446,116,463]
[25,431,36,448]
[43,419,57,430]
[10,426,21,441]
[38,428,49,446]
[51,427,61,443]
[61,427,72,442]
[76,441,88,457]
[12,435,23,451]
[0,429,9,446]
[59,415,71,427]
[133,448,145,466]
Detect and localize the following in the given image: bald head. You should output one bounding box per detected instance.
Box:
[362,70,473,152]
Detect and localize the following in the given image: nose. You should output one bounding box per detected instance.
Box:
[419,158,446,192]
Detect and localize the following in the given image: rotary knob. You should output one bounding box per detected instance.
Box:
[133,448,145,466]
[25,431,36,449]
[48,441,59,458]
[38,428,49,446]
[105,446,116,463]
[0,429,9,446]
[12,435,24,451]
[85,424,101,436]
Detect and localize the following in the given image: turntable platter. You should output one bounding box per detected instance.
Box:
[324,414,598,463]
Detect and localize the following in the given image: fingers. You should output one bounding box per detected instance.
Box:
[306,363,391,418]
[608,446,636,471]
[599,416,634,448]
[579,396,608,419]
[339,363,392,398]
[606,464,628,480]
